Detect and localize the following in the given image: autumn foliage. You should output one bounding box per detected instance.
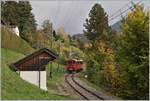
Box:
[84,4,149,99]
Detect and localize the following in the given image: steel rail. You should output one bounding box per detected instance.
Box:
[72,75,104,100]
[65,74,104,100]
[65,75,89,100]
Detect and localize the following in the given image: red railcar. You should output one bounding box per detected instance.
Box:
[76,60,83,72]
[66,59,83,73]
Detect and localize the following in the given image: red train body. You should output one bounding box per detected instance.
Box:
[66,59,83,73]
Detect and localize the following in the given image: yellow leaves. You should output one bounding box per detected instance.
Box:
[95,40,120,88]
[96,41,106,53]
[57,27,69,43]
[97,42,115,62]
[125,4,148,25]
[104,63,120,88]
[123,4,148,43]
[84,43,92,49]
[129,5,144,18]
[123,22,129,33]
[107,48,113,54]
[62,47,70,53]
[96,40,114,54]
[128,11,133,19]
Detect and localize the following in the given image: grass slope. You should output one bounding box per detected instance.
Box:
[1,48,69,100]
[1,27,34,55]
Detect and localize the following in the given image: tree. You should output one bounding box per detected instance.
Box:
[34,30,45,49]
[42,20,53,44]
[53,30,57,40]
[119,5,149,99]
[83,3,121,96]
[1,1,37,42]
[42,20,53,35]
[1,1,19,25]
[83,3,109,42]
[18,1,36,41]
[26,32,33,45]
[57,27,69,43]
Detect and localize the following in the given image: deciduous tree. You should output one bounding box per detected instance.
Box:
[119,5,149,99]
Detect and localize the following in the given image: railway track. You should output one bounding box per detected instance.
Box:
[65,74,104,100]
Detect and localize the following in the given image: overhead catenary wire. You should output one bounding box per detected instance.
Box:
[47,0,143,34]
[63,1,76,27]
[62,0,74,28]
[108,0,142,23]
[63,1,81,34]
[108,0,132,20]
[53,0,61,29]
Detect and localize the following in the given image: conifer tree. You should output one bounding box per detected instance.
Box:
[83,3,109,42]
[1,1,19,25]
[1,1,37,42]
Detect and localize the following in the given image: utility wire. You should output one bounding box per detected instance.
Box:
[54,0,61,28]
[63,1,81,33]
[109,0,132,19]
[108,0,142,22]
[63,1,76,27]
[62,1,74,27]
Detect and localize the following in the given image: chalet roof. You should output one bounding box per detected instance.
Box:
[1,20,5,25]
[10,48,59,71]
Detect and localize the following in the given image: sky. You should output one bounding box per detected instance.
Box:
[31,0,149,35]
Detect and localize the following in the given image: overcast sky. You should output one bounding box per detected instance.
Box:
[31,0,149,35]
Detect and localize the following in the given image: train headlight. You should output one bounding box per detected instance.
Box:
[84,75,88,78]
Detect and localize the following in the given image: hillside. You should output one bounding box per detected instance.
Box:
[1,27,71,100]
[111,20,122,32]
[1,27,34,55]
[72,33,90,44]
[1,48,70,100]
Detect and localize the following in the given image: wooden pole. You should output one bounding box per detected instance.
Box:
[57,41,61,72]
[50,62,52,78]
[38,57,41,88]
[49,30,53,78]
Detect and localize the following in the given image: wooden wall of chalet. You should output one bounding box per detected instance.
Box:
[15,52,53,71]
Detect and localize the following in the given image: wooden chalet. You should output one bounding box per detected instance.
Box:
[9,48,58,90]
[10,48,58,71]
